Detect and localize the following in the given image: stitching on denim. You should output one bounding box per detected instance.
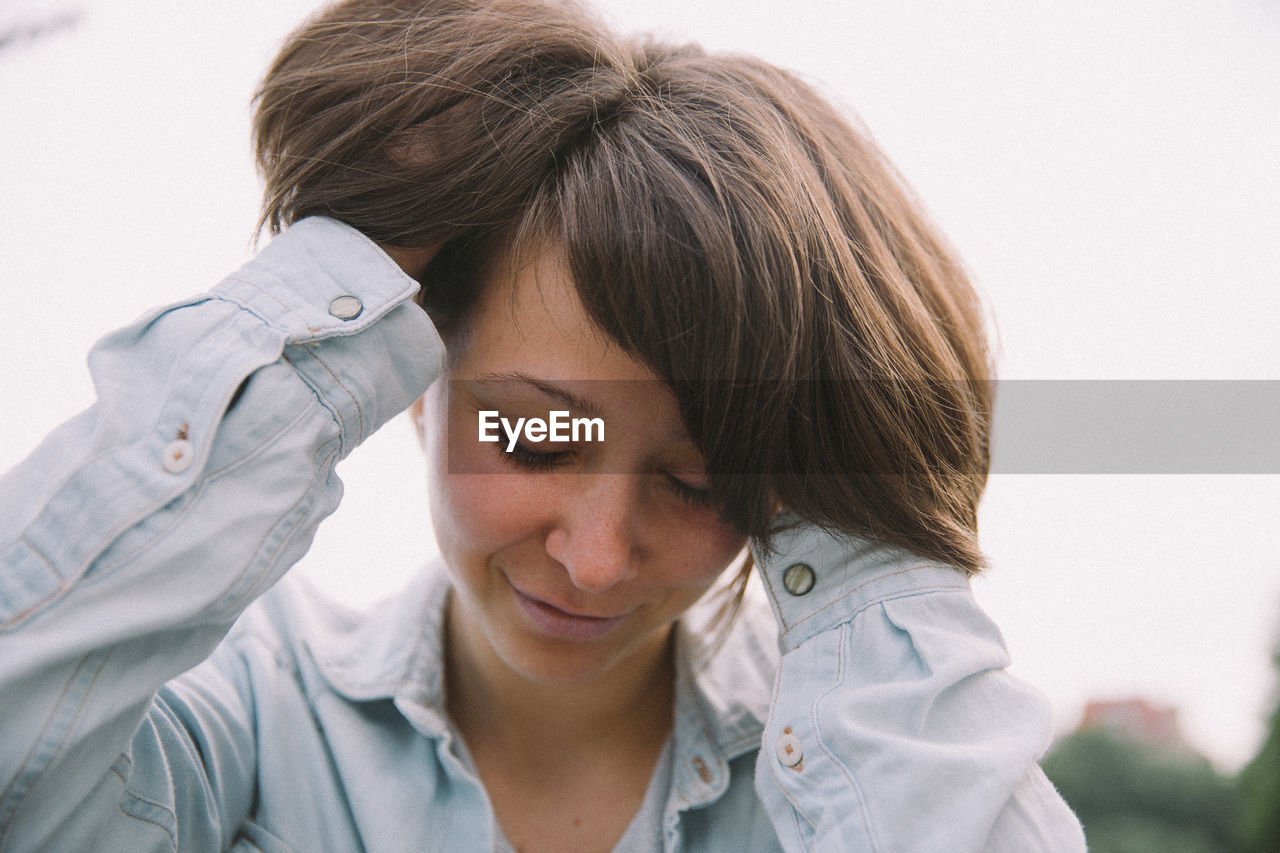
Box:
[835,618,845,680]
[783,568,965,636]
[281,350,348,446]
[117,795,178,851]
[770,758,818,834]
[673,652,733,803]
[0,538,66,630]
[77,490,196,591]
[81,393,325,598]
[296,346,366,443]
[222,275,293,315]
[0,657,86,824]
[5,305,264,628]
[120,785,177,820]
[808,621,884,853]
[202,390,321,481]
[759,564,792,631]
[0,648,113,835]
[216,443,338,617]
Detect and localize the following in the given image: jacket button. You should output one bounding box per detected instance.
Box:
[775,731,803,768]
[162,439,194,473]
[782,563,815,596]
[328,295,363,320]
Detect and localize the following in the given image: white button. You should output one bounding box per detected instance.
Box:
[775,732,803,767]
[328,295,363,320]
[162,439,195,473]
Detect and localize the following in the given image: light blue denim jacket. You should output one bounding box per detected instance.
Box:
[0,218,1086,852]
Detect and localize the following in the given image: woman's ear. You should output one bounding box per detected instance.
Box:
[410,394,429,452]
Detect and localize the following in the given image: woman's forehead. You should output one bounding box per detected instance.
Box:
[446,241,705,452]
[457,240,655,385]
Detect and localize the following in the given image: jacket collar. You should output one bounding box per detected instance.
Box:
[308,565,451,733]
[311,559,778,806]
[667,579,778,809]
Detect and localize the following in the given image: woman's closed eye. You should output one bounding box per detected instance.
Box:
[494,420,714,509]
[496,421,572,471]
[666,474,714,508]
[504,441,569,470]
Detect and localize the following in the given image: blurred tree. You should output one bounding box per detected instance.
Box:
[1237,637,1280,853]
[1042,727,1239,853]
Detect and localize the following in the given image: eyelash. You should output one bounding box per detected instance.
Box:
[504,441,565,472]
[666,476,715,508]
[496,428,714,508]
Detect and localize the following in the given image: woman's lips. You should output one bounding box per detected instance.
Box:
[509,585,627,640]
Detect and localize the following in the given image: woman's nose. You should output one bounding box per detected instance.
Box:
[544,475,641,592]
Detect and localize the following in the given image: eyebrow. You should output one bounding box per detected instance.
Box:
[474,372,605,419]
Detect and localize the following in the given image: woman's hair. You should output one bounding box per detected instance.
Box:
[254,0,995,574]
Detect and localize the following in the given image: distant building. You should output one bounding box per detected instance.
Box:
[1079,698,1187,749]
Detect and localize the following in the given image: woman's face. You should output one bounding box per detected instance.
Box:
[418,244,746,687]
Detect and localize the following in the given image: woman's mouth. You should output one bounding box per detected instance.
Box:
[508,584,627,640]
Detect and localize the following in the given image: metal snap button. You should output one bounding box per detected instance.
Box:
[328,295,363,320]
[162,439,195,473]
[782,562,815,596]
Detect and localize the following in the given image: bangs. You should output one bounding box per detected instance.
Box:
[414,39,991,570]
[510,56,823,538]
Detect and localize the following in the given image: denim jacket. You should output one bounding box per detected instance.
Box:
[0,218,1085,852]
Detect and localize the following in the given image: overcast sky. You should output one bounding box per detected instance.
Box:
[2,0,1277,770]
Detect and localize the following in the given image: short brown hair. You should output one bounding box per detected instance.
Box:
[254,0,994,574]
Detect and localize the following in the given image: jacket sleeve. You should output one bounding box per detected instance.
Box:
[749,525,1087,852]
[0,217,443,852]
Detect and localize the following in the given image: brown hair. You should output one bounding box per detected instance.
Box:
[254,0,994,574]
[253,0,622,246]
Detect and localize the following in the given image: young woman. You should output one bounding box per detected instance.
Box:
[0,1,1086,850]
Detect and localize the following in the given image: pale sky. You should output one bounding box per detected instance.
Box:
[2,0,1278,771]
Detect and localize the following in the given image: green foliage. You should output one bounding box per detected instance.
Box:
[1237,715,1280,853]
[1237,645,1280,853]
[1080,815,1224,853]
[1042,728,1240,853]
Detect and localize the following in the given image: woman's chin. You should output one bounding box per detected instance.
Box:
[488,627,641,688]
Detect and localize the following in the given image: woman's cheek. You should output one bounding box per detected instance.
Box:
[426,391,536,550]
[436,468,550,552]
[656,508,747,589]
